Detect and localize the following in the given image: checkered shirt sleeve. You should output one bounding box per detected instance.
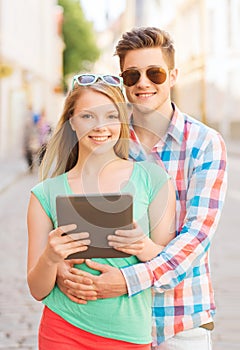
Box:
[121,106,227,343]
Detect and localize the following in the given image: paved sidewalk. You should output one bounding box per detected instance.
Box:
[0,156,29,194]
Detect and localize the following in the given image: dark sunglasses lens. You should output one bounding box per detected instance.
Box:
[122,70,140,86]
[147,68,167,84]
[103,75,121,85]
[77,75,95,84]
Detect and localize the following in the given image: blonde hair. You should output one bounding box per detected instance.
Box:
[115,27,175,71]
[39,81,129,180]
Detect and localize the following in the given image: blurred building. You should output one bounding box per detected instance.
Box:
[0,0,64,159]
[94,0,240,140]
[162,0,240,140]
[92,0,163,74]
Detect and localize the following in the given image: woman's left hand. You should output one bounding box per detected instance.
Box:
[107,221,146,256]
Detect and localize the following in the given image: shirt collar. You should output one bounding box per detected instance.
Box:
[166,103,185,145]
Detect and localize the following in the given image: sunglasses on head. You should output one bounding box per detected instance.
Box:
[72,74,123,90]
[120,66,167,87]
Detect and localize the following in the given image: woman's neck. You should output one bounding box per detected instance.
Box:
[73,150,120,175]
[67,151,131,194]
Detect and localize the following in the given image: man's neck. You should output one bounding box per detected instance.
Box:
[132,106,173,152]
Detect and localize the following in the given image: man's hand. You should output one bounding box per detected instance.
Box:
[57,259,128,302]
[56,259,97,304]
[72,259,128,299]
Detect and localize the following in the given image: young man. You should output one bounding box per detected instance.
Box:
[56,27,227,349]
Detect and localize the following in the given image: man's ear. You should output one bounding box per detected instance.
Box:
[69,117,76,131]
[169,68,178,88]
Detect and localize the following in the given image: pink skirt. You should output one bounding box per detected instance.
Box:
[39,306,151,350]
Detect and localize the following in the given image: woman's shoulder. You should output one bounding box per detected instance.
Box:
[31,173,66,195]
[134,160,168,177]
[132,161,170,201]
[133,161,170,190]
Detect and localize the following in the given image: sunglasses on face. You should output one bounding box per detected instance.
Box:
[120,66,167,87]
[72,74,123,90]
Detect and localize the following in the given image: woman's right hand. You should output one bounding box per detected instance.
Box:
[43,224,90,264]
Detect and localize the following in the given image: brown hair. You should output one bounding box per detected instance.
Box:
[39,81,129,180]
[115,27,175,71]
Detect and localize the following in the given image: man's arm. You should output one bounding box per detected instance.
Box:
[121,133,227,296]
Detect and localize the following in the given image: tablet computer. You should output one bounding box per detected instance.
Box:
[56,193,133,259]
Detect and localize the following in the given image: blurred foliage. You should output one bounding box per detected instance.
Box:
[58,0,100,83]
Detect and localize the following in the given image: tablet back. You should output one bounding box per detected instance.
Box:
[56,194,133,259]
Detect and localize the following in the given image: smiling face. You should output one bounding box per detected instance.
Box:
[122,47,178,116]
[70,89,121,157]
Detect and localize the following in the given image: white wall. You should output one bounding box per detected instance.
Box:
[0,0,64,158]
[156,0,240,136]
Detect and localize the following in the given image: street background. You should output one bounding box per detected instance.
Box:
[1,0,240,349]
[0,141,239,350]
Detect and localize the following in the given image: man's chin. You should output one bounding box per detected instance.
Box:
[132,103,155,115]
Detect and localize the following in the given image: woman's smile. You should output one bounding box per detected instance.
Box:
[88,135,111,143]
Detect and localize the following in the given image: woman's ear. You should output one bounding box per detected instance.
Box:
[69,117,76,131]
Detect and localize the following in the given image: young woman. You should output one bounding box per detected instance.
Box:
[27,74,176,350]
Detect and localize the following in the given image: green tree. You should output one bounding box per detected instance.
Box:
[58,0,100,81]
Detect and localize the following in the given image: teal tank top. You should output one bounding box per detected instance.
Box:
[31,161,169,344]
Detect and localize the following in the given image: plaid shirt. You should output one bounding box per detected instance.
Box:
[121,103,227,345]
